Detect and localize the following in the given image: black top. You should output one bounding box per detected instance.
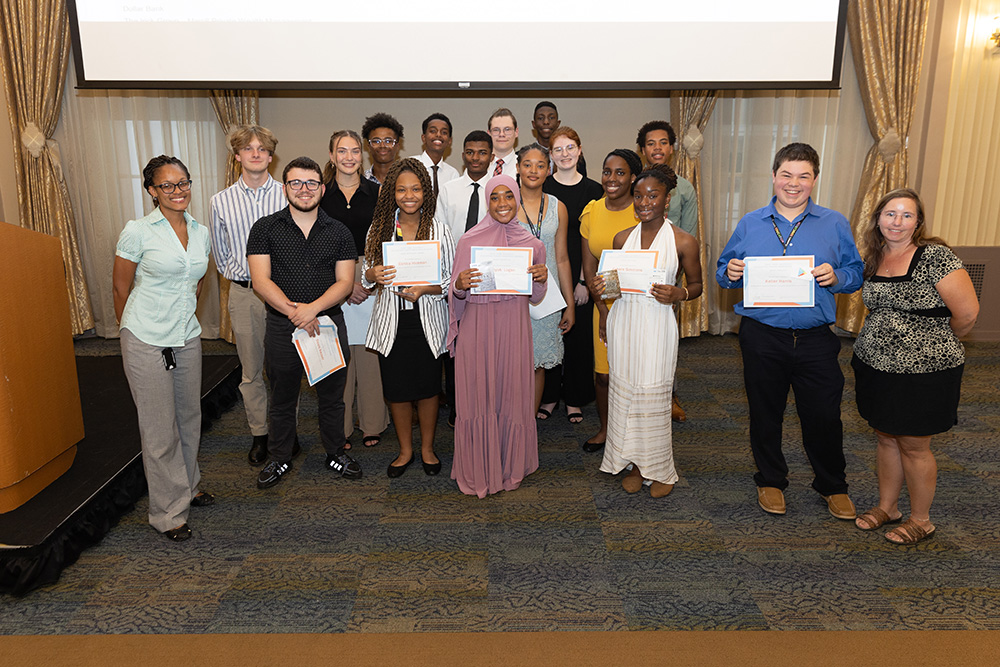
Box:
[319,177,379,256]
[246,206,356,317]
[543,175,605,282]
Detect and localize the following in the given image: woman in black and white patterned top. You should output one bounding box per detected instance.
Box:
[851,188,979,545]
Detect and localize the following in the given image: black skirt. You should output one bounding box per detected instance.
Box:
[378,307,442,402]
[851,353,963,436]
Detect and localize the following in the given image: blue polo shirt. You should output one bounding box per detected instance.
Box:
[116,207,211,346]
[716,197,862,329]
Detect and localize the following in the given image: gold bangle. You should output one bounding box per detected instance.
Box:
[682,287,689,302]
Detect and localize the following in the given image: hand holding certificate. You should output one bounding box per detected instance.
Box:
[469,246,534,295]
[292,315,346,385]
[381,240,442,285]
[597,249,660,296]
[743,255,816,307]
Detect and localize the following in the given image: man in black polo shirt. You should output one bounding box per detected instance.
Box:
[247,156,361,488]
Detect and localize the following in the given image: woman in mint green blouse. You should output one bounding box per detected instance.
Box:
[112,155,213,542]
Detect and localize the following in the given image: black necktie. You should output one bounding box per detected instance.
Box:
[432,165,440,197]
[465,182,480,232]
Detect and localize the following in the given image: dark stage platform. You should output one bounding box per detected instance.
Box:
[0,353,239,596]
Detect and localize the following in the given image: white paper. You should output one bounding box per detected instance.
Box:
[341,295,374,346]
[598,249,660,294]
[291,315,347,386]
[381,240,443,285]
[743,255,816,308]
[470,246,533,295]
[529,274,566,319]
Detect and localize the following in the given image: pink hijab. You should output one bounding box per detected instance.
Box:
[446,175,546,354]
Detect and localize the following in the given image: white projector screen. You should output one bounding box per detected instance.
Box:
[67,0,848,90]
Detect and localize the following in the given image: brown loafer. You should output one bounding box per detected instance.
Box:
[757,486,786,515]
[823,493,857,520]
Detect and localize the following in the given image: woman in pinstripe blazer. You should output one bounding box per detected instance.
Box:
[362,158,456,478]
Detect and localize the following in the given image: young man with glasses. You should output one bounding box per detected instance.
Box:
[209,125,289,465]
[361,112,404,186]
[247,157,362,489]
[487,108,519,179]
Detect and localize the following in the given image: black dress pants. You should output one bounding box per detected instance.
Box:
[738,316,848,495]
[265,310,351,463]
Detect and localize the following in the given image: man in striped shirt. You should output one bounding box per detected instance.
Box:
[209,125,288,465]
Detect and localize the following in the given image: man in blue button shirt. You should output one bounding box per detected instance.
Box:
[716,143,863,521]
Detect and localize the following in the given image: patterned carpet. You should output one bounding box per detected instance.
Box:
[2,335,998,634]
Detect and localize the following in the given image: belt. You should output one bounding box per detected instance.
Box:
[232,279,251,288]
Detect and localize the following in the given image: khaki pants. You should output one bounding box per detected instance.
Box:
[228,282,268,436]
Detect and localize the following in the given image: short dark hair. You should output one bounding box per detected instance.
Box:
[142,155,189,190]
[636,120,676,147]
[282,156,323,182]
[534,101,558,115]
[421,113,452,135]
[772,142,820,178]
[464,129,493,151]
[362,112,404,140]
[633,164,678,195]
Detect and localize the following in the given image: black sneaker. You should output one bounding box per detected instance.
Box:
[257,460,290,489]
[325,448,362,479]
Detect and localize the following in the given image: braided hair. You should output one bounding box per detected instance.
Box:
[604,149,642,180]
[364,157,436,272]
[633,163,678,195]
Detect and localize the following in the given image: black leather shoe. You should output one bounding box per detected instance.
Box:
[582,439,605,453]
[387,455,414,478]
[248,434,268,466]
[190,492,215,507]
[422,458,442,476]
[162,524,192,541]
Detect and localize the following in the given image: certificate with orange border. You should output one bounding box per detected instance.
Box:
[292,316,346,386]
[381,240,442,285]
[744,255,815,308]
[597,249,660,294]
[470,246,533,295]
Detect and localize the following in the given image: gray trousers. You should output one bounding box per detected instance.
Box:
[228,282,269,436]
[121,329,202,532]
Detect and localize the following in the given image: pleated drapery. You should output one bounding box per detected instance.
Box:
[209,89,259,342]
[836,0,930,333]
[670,91,716,338]
[0,0,94,334]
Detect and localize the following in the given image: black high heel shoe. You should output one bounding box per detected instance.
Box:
[387,455,414,478]
[421,457,442,476]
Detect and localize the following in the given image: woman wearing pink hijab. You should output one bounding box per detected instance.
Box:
[447,175,548,497]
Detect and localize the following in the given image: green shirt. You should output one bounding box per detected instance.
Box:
[667,175,698,236]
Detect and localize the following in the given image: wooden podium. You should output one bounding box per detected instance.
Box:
[0,222,83,513]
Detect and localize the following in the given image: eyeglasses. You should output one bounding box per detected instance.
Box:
[153,179,193,194]
[368,138,398,147]
[551,145,579,156]
[239,145,270,155]
[286,179,321,191]
[490,127,516,137]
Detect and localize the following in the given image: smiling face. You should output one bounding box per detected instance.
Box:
[633,177,669,223]
[532,106,559,145]
[235,134,272,177]
[601,156,635,203]
[489,115,518,156]
[488,184,517,224]
[463,140,492,181]
[516,148,550,190]
[395,170,424,216]
[284,167,324,213]
[550,135,580,173]
[421,119,452,161]
[147,164,191,214]
[877,196,919,246]
[368,127,400,166]
[331,136,363,177]
[772,159,816,214]
[641,129,673,166]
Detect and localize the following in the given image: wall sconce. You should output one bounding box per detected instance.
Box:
[991,16,1000,51]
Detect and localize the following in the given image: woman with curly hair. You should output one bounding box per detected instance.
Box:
[851,188,979,545]
[362,158,455,477]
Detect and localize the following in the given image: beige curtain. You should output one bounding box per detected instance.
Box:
[837,0,930,333]
[670,91,716,338]
[209,89,259,342]
[0,0,94,334]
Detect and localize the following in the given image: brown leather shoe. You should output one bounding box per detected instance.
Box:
[671,394,686,422]
[757,486,786,515]
[650,482,674,498]
[823,493,857,520]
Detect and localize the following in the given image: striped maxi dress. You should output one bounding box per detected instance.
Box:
[600,221,680,485]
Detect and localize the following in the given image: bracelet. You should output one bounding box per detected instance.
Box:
[681,287,689,302]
